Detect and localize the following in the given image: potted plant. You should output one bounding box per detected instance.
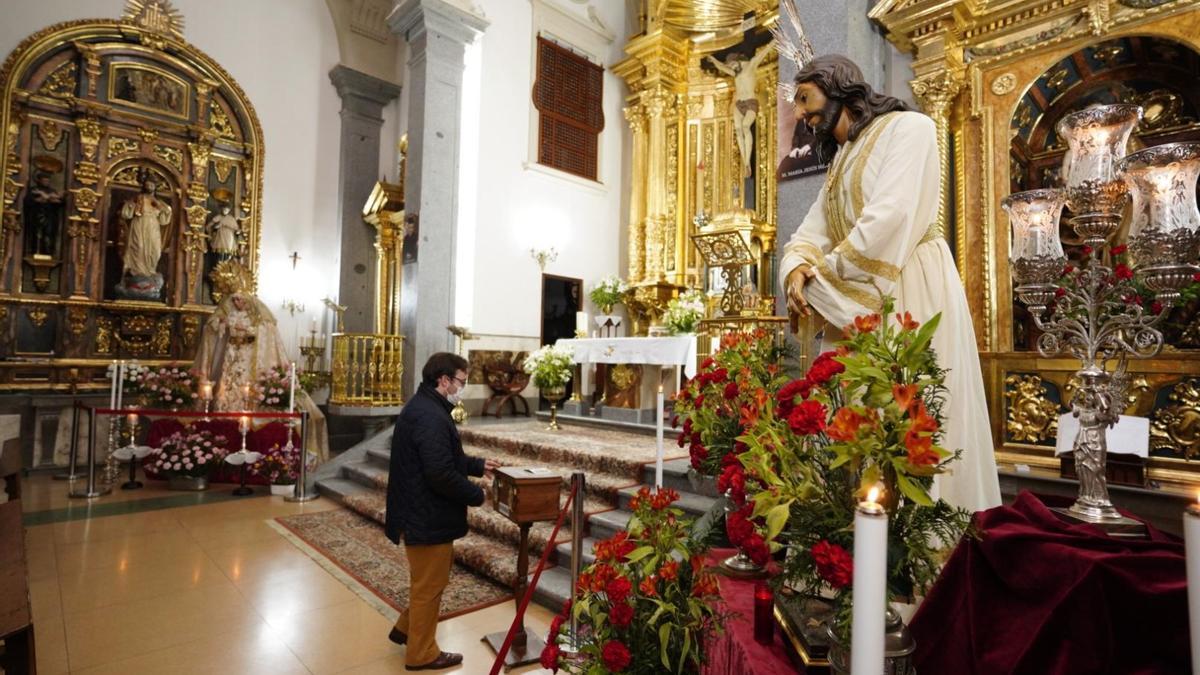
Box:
[540,487,728,674]
[734,297,971,671]
[255,364,294,411]
[524,344,575,429]
[149,429,228,490]
[589,275,629,315]
[662,290,706,335]
[125,364,198,410]
[672,329,791,497]
[254,442,300,496]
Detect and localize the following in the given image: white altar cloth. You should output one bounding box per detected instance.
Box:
[555,336,698,377]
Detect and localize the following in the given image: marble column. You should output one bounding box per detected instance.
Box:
[389,0,487,397]
[329,65,401,333]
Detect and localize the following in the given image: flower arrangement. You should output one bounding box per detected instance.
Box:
[255,365,294,411]
[540,487,727,674]
[672,330,791,479]
[150,430,228,478]
[589,276,629,314]
[252,442,301,485]
[662,290,706,335]
[731,297,971,639]
[523,344,574,390]
[125,365,198,409]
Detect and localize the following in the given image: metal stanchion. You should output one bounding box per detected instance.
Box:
[54,402,83,481]
[70,408,110,498]
[285,411,318,502]
[567,471,585,653]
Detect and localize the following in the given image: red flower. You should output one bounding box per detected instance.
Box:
[689,443,709,470]
[1152,300,1164,315]
[1114,263,1134,280]
[811,540,853,589]
[1082,245,1094,256]
[827,407,872,442]
[1062,264,1075,275]
[807,351,845,385]
[1111,244,1127,255]
[650,488,680,510]
[711,368,729,383]
[852,313,881,334]
[691,553,705,577]
[717,464,746,504]
[744,532,770,566]
[787,399,827,436]
[720,451,740,467]
[892,384,918,413]
[723,381,739,400]
[609,600,634,628]
[639,575,658,597]
[658,560,680,582]
[605,576,632,603]
[692,572,720,597]
[1055,287,1067,297]
[1193,272,1200,283]
[549,613,565,637]
[725,505,754,546]
[595,531,636,563]
[701,356,715,371]
[904,400,941,466]
[540,642,561,672]
[895,311,919,330]
[601,640,632,672]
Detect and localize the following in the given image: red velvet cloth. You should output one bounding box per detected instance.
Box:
[142,418,296,485]
[910,491,1188,675]
[702,549,799,675]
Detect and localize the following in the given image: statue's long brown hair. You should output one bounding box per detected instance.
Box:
[794,55,912,160]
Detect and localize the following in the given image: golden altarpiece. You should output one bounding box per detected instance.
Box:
[0,1,263,392]
[871,0,1200,492]
[616,1,788,369]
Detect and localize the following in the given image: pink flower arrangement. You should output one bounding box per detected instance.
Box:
[252,442,302,485]
[125,365,198,409]
[255,365,296,411]
[150,430,228,478]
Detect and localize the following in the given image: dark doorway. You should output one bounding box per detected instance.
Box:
[540,273,581,408]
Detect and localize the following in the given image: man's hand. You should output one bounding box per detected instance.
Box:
[483,458,501,477]
[785,264,816,318]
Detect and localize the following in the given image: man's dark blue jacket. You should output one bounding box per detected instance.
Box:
[385,383,485,546]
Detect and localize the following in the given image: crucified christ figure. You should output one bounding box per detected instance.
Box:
[706,43,773,176]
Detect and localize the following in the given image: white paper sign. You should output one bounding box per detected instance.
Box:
[1054,413,1150,458]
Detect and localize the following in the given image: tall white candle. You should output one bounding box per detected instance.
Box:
[109,360,118,410]
[575,311,588,336]
[288,362,296,414]
[114,361,124,411]
[850,486,887,675]
[1185,495,1200,675]
[655,384,664,490]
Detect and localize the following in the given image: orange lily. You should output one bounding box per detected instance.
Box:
[827,406,872,441]
[896,311,919,331]
[853,313,881,334]
[892,383,918,412]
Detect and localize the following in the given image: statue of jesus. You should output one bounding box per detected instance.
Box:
[706,43,773,176]
[119,172,171,277]
[779,55,1001,512]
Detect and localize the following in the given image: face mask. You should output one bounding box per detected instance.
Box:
[446,382,463,405]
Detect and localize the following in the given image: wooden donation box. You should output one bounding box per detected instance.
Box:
[483,467,563,669]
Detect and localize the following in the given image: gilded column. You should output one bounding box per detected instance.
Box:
[911,69,965,279]
[624,104,647,283]
[643,88,674,281]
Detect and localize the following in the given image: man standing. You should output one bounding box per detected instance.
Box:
[779,55,1001,512]
[385,352,499,670]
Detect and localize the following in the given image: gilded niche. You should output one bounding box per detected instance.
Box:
[1150,379,1200,460]
[1004,374,1060,444]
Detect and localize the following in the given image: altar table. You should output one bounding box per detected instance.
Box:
[556,336,698,409]
[910,491,1188,674]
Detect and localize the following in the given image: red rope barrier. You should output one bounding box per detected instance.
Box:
[488,481,578,675]
[78,403,301,420]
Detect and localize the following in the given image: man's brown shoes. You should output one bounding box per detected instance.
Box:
[405,651,463,670]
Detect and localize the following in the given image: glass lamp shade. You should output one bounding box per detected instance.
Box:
[1118,142,1200,241]
[1057,104,1143,216]
[1003,188,1066,286]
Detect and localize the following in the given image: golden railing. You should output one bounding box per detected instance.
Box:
[330,333,405,407]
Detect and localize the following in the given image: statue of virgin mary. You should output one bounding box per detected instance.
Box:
[193,267,329,461]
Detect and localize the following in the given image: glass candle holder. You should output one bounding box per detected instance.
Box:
[753,582,774,645]
[1003,188,1067,287]
[1057,104,1142,230]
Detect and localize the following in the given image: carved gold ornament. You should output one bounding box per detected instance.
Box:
[1004,374,1060,443]
[123,0,185,41]
[37,120,64,151]
[137,127,159,143]
[95,316,114,354]
[209,259,252,301]
[66,306,88,335]
[610,364,638,391]
[991,73,1017,96]
[106,136,141,159]
[153,144,182,171]
[209,104,235,139]
[1150,379,1200,460]
[27,305,49,327]
[153,317,172,354]
[36,61,77,99]
[181,313,201,349]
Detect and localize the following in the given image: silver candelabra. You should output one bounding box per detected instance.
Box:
[1006,104,1200,535]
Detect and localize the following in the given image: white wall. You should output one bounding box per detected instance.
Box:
[462,0,631,341]
[0,0,343,359]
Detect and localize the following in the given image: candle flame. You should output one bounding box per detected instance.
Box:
[1195,491,1200,506]
[866,486,880,504]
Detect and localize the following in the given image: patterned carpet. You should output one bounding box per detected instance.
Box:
[273,508,512,620]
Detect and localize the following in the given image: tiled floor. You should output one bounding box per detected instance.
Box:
[17,474,556,674]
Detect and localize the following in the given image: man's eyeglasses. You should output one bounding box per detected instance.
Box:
[451,376,467,387]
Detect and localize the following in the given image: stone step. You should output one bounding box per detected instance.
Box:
[585,508,633,542]
[554,536,600,569]
[638,457,722,496]
[530,565,573,615]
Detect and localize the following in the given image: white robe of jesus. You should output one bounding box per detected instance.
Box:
[779,110,1001,513]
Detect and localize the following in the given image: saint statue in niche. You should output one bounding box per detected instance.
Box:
[207,202,240,260]
[706,43,773,176]
[23,172,63,257]
[114,169,172,299]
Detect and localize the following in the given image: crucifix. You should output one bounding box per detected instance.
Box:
[289,251,302,269]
